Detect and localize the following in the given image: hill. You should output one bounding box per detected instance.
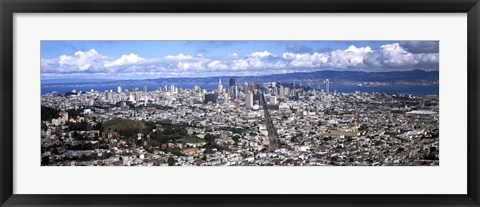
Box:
[103,118,147,139]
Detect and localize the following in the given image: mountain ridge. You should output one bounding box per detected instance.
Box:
[43,69,439,86]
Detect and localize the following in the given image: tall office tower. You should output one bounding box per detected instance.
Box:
[269,96,277,105]
[194,85,200,92]
[229,78,236,87]
[117,85,122,93]
[130,85,134,92]
[170,85,175,93]
[143,86,147,92]
[204,93,218,104]
[279,86,284,97]
[246,92,253,108]
[243,82,249,94]
[229,86,237,100]
[106,91,113,101]
[135,92,140,102]
[164,85,168,91]
[325,79,330,93]
[129,93,135,102]
[218,78,223,94]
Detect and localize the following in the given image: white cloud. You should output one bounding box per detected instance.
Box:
[208,60,229,70]
[250,50,275,58]
[282,52,329,68]
[42,49,109,73]
[104,53,145,67]
[41,43,439,79]
[164,53,193,59]
[363,43,438,69]
[328,45,372,68]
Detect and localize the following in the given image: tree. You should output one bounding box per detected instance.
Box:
[204,134,219,143]
[66,108,82,119]
[144,121,157,133]
[232,135,241,144]
[64,91,77,96]
[41,106,60,121]
[167,156,175,166]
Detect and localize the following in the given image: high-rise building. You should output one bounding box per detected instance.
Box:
[143,86,147,92]
[325,79,330,93]
[246,92,253,108]
[106,91,113,101]
[218,78,223,94]
[243,82,249,94]
[204,93,218,104]
[135,92,140,102]
[229,86,237,100]
[269,96,277,105]
[170,85,175,93]
[117,85,122,93]
[229,78,236,87]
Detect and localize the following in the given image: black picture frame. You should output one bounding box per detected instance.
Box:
[1,0,479,206]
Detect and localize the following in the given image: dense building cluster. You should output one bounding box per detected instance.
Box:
[41,78,439,166]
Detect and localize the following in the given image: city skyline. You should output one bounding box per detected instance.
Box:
[40,40,440,166]
[41,41,439,81]
[41,77,440,166]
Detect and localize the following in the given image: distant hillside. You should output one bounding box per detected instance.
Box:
[43,69,439,88]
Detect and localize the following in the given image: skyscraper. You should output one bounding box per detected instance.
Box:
[246,92,253,108]
[325,79,330,94]
[204,93,218,104]
[229,78,236,87]
[218,78,223,94]
[117,85,122,93]
[269,96,277,105]
[106,91,113,101]
[135,92,140,102]
[229,86,237,100]
[243,82,249,94]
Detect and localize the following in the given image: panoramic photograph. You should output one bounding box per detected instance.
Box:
[41,40,439,166]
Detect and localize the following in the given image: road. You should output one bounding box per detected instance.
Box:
[260,93,280,151]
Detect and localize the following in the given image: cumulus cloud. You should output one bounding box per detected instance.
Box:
[41,42,439,79]
[41,49,109,73]
[164,53,193,59]
[328,45,372,68]
[104,53,145,67]
[250,50,275,58]
[399,41,439,54]
[364,43,438,69]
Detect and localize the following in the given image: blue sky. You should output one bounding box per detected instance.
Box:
[41,40,439,80]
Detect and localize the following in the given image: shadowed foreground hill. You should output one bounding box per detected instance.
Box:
[103,118,147,139]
